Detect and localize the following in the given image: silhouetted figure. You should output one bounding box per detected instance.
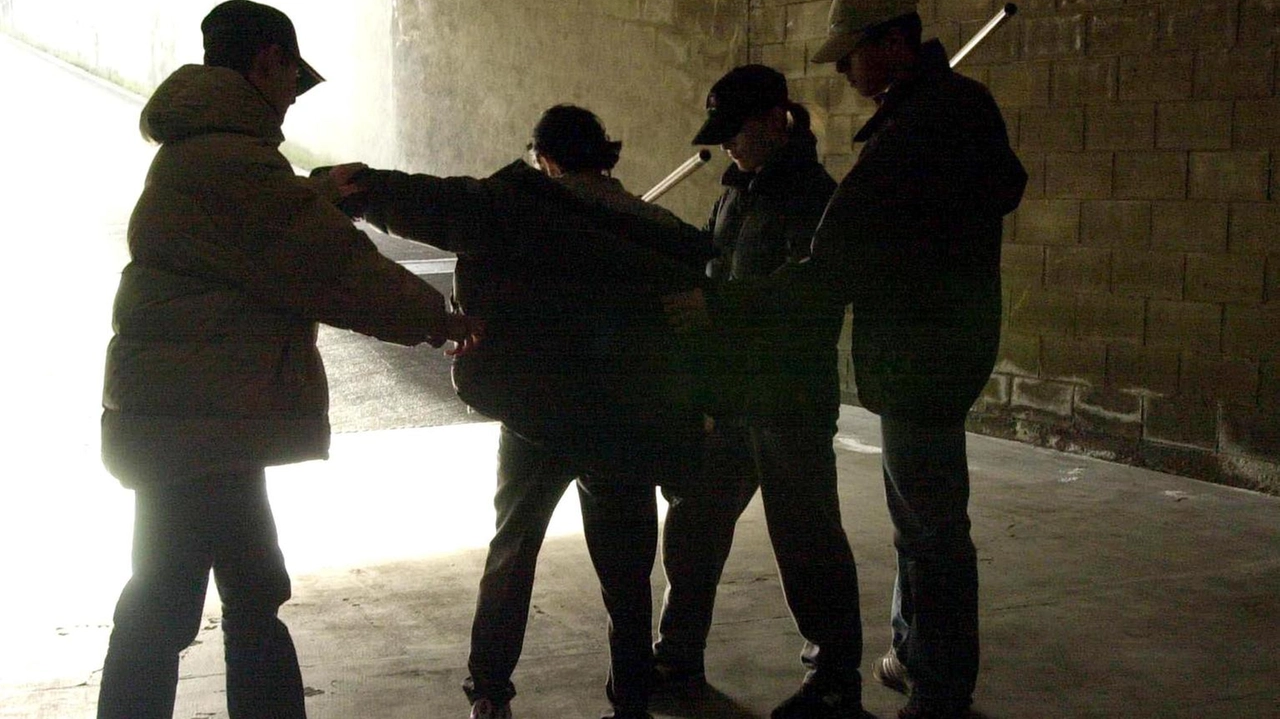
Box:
[329,105,710,719]
[668,2,1028,718]
[96,3,477,718]
[655,65,865,719]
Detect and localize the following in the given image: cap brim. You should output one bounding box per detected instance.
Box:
[692,112,745,146]
[811,31,861,64]
[296,56,324,95]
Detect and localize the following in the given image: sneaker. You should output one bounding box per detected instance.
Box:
[651,661,709,694]
[872,650,912,695]
[771,683,869,719]
[469,698,512,719]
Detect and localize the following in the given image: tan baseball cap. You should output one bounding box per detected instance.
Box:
[811,0,919,64]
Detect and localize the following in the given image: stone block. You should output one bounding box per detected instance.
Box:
[1087,7,1157,55]
[789,76,831,108]
[759,41,806,78]
[1233,98,1280,149]
[1001,243,1045,285]
[974,374,1012,412]
[1075,293,1145,341]
[989,62,1051,107]
[1017,151,1046,200]
[1219,405,1280,461]
[1017,199,1080,245]
[1188,151,1271,201]
[1085,104,1154,151]
[1195,48,1275,99]
[1044,151,1113,199]
[1223,304,1280,358]
[1147,300,1223,353]
[1111,250,1183,300]
[936,0,998,22]
[1240,0,1280,46]
[1119,53,1194,102]
[827,76,879,115]
[1019,107,1084,151]
[1042,336,1107,385]
[750,5,787,45]
[1185,253,1266,304]
[1022,14,1085,59]
[1011,377,1076,418]
[1074,386,1144,438]
[1052,57,1117,105]
[1008,286,1077,336]
[1108,341,1180,396]
[1114,152,1187,200]
[1151,201,1229,253]
[1156,101,1233,150]
[1182,352,1261,404]
[815,111,854,156]
[1080,200,1151,249]
[1160,0,1239,50]
[784,1,829,42]
[1046,246,1112,293]
[958,16,1021,65]
[642,0,676,25]
[1262,358,1280,411]
[996,330,1041,377]
[1144,394,1218,450]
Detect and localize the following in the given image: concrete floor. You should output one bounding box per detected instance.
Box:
[3,407,1278,719]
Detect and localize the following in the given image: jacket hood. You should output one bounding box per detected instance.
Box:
[140,64,284,145]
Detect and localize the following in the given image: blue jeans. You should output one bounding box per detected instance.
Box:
[464,426,657,714]
[97,469,305,719]
[880,415,979,709]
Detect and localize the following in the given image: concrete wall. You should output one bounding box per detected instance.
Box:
[0,0,745,222]
[755,0,1280,493]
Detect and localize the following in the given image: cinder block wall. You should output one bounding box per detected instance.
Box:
[756,0,1280,494]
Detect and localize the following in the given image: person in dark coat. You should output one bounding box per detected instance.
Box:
[327,105,711,719]
[667,2,1028,718]
[96,3,478,719]
[654,65,866,719]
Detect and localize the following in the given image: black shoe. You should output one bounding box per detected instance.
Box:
[771,683,869,719]
[651,660,709,695]
[897,699,971,719]
[872,650,912,695]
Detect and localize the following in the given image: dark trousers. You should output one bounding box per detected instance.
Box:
[97,469,305,719]
[464,426,657,713]
[658,417,863,693]
[880,415,979,709]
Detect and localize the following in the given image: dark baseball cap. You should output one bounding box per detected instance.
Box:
[201,0,325,95]
[691,65,789,146]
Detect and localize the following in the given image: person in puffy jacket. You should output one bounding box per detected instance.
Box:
[652,65,863,719]
[96,3,478,718]
[330,105,711,719]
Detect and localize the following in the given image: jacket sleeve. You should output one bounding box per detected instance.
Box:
[783,170,837,265]
[241,166,452,347]
[357,169,503,254]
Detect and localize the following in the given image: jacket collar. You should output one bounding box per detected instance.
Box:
[719,129,822,192]
[853,39,950,143]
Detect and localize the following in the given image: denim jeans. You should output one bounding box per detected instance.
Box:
[464,426,657,714]
[880,415,979,709]
[658,415,863,695]
[97,469,305,719]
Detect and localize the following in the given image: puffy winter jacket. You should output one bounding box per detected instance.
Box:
[356,160,713,481]
[101,65,451,487]
[742,40,1027,425]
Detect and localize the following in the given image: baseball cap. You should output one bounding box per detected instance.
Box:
[691,64,789,146]
[201,0,325,95]
[811,0,919,64]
